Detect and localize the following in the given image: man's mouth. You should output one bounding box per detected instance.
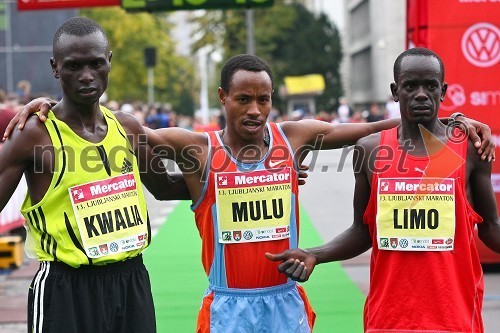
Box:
[79,87,97,95]
[243,120,263,129]
[413,105,431,113]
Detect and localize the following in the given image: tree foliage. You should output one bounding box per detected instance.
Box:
[80,7,197,115]
[191,1,343,112]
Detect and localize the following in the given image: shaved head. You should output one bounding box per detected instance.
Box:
[53,17,108,59]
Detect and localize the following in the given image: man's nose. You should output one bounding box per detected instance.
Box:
[79,67,95,83]
[415,86,428,100]
[247,100,261,116]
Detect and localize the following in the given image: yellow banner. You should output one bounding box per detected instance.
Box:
[284,74,325,95]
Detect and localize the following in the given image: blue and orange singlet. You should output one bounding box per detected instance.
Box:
[192,122,300,289]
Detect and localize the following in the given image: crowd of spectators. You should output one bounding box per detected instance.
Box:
[95,97,401,129]
[0,90,21,134]
[1,81,401,136]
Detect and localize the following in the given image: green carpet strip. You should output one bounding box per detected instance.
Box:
[144,201,365,332]
[298,208,365,332]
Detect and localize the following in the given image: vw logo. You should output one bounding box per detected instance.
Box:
[461,22,500,68]
[399,239,409,248]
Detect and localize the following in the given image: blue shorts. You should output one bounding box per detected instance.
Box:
[197,282,315,333]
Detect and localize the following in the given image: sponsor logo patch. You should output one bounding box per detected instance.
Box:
[99,244,109,255]
[380,238,389,248]
[110,242,119,252]
[222,231,231,241]
[390,238,398,249]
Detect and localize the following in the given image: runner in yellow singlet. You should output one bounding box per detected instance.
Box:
[0,17,189,333]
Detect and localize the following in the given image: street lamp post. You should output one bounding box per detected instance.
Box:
[198,47,210,125]
[245,9,255,55]
[144,47,157,105]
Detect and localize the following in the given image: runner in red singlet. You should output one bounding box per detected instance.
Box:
[267,48,500,333]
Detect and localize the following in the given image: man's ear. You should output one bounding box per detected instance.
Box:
[218,87,226,105]
[50,57,59,79]
[390,83,398,102]
[440,82,448,102]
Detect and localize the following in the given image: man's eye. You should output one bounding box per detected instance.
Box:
[92,61,104,68]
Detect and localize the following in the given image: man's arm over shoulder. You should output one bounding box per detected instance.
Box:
[280,118,400,153]
[280,116,494,162]
[113,111,190,201]
[144,126,208,162]
[467,141,500,253]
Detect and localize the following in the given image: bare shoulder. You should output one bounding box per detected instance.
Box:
[1,115,50,162]
[11,115,50,144]
[466,139,488,171]
[354,132,381,171]
[112,110,144,136]
[356,132,381,152]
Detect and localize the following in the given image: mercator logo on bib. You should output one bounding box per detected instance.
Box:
[376,178,456,251]
[216,168,292,243]
[69,173,148,258]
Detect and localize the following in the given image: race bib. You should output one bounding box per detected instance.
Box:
[376,178,456,251]
[69,173,148,258]
[215,168,292,243]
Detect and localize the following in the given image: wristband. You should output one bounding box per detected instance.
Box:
[449,112,465,125]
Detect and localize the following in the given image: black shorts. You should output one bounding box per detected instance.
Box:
[28,255,155,333]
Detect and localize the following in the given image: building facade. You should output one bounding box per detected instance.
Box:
[0,1,75,97]
[343,0,406,109]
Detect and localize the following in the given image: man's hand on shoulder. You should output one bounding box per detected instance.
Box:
[2,97,56,141]
[451,114,495,162]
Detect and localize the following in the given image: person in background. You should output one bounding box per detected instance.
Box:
[133,103,146,125]
[0,92,17,134]
[365,102,385,122]
[105,99,119,111]
[16,80,32,104]
[386,94,401,119]
[337,97,351,123]
[350,110,366,123]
